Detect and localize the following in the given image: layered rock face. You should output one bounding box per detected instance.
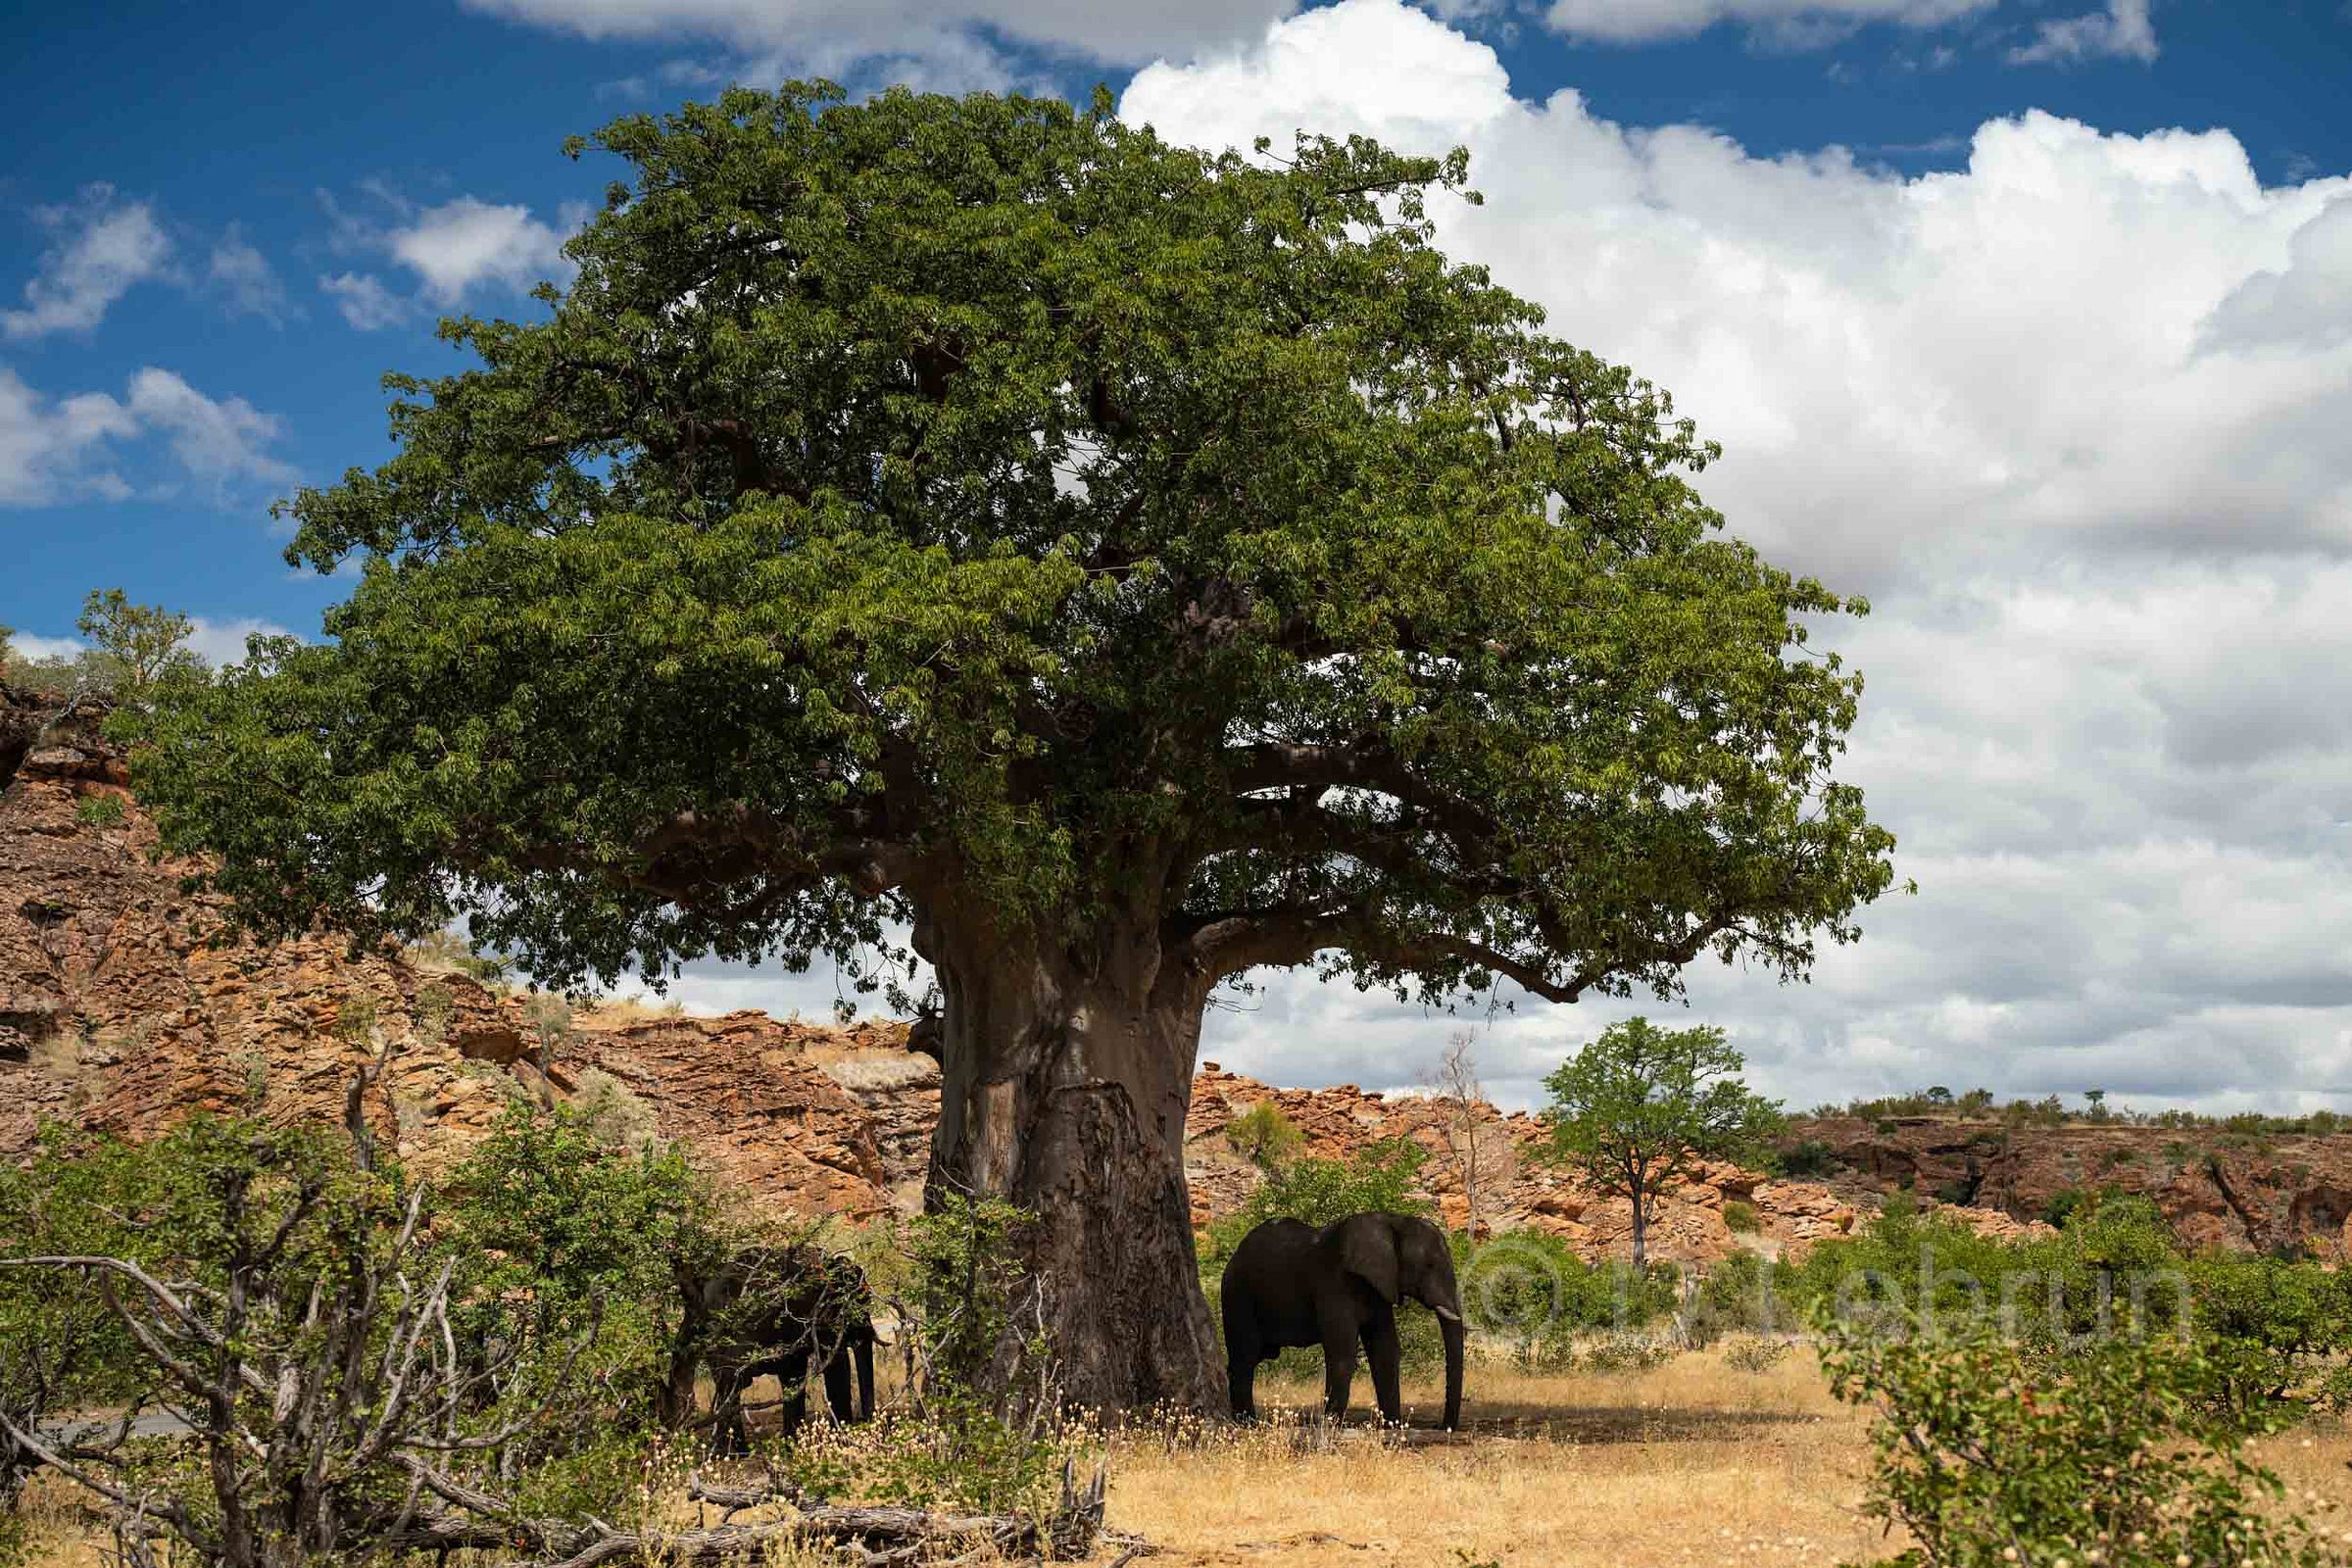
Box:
[0,689,931,1218]
[1801,1115,2352,1258]
[8,682,2350,1263]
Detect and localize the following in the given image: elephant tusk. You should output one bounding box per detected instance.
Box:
[1434,1304,1462,1323]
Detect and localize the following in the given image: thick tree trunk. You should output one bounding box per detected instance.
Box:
[920,914,1226,1415]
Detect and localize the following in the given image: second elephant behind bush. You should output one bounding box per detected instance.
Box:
[668,1244,876,1449]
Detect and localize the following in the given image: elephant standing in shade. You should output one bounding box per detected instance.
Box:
[669,1244,876,1451]
[1220,1211,1465,1430]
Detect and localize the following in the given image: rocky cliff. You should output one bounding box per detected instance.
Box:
[1795,1114,2352,1258]
[0,685,929,1218]
[8,681,2350,1264]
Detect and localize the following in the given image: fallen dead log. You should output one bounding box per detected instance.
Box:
[517,1460,1116,1567]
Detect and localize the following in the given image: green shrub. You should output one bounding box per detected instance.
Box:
[439,1101,731,1446]
[1455,1232,1685,1369]
[1223,1101,1305,1170]
[1722,1199,1760,1234]
[0,1129,166,1547]
[1820,1306,2337,1568]
[2185,1252,2352,1428]
[72,793,125,827]
[1722,1337,1791,1373]
[1767,1138,1838,1179]
[1578,1331,1674,1374]
[1680,1250,1793,1346]
[777,1195,1090,1519]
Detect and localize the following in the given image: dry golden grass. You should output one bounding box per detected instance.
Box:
[19,1351,2352,1567]
[571,991,691,1029]
[1105,1349,1890,1568]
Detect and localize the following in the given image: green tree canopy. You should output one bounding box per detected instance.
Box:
[129,82,1896,1411]
[1542,1016,1784,1267]
[76,588,201,697]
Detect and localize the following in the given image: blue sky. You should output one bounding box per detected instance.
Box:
[9,0,2352,1112]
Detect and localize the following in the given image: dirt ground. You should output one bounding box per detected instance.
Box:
[18,1348,2352,1566]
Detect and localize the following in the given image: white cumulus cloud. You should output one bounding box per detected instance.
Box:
[1539,0,1991,45]
[1113,0,2352,1112]
[207,227,292,323]
[465,0,1298,84]
[2201,195,2352,352]
[2009,0,2159,65]
[0,368,138,504]
[387,196,576,304]
[0,366,292,506]
[2,185,174,339]
[319,270,408,331]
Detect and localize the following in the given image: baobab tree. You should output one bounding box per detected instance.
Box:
[129,83,1898,1413]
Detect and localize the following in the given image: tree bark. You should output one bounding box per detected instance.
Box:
[919,910,1226,1414]
[1628,1172,1648,1272]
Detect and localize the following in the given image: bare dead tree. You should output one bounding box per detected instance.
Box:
[0,1053,604,1568]
[1429,1030,1488,1239]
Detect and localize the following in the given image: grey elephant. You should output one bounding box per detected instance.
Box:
[667,1244,876,1451]
[1219,1211,1465,1430]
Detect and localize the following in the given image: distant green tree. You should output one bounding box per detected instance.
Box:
[1542,1017,1784,1268]
[126,83,1898,1411]
[1223,1102,1304,1172]
[75,588,201,697]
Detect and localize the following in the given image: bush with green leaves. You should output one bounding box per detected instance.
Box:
[1223,1102,1304,1171]
[1785,1192,2190,1350]
[1820,1306,2342,1568]
[2183,1252,2352,1428]
[0,1130,169,1562]
[437,1100,732,1447]
[775,1195,1089,1519]
[0,1106,615,1567]
[1768,1138,1839,1179]
[1679,1249,1795,1347]
[1454,1229,1685,1370]
[1721,1336,1792,1373]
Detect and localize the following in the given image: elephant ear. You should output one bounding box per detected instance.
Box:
[1335,1215,1401,1303]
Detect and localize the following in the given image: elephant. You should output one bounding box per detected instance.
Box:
[668,1244,876,1451]
[1220,1211,1465,1431]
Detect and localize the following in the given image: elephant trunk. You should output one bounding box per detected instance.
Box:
[1438,1304,1465,1431]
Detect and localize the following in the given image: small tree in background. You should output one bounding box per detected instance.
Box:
[1223,1102,1304,1172]
[1427,1030,1490,1238]
[523,992,573,1109]
[75,589,201,697]
[1542,1017,1783,1268]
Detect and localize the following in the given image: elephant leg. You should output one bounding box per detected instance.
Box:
[711,1362,750,1455]
[1319,1308,1360,1423]
[1226,1324,1261,1422]
[854,1333,874,1422]
[822,1342,855,1423]
[776,1349,811,1440]
[1362,1310,1404,1426]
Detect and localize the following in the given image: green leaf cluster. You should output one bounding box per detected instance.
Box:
[1541,1016,1783,1263]
[1820,1307,2343,1568]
